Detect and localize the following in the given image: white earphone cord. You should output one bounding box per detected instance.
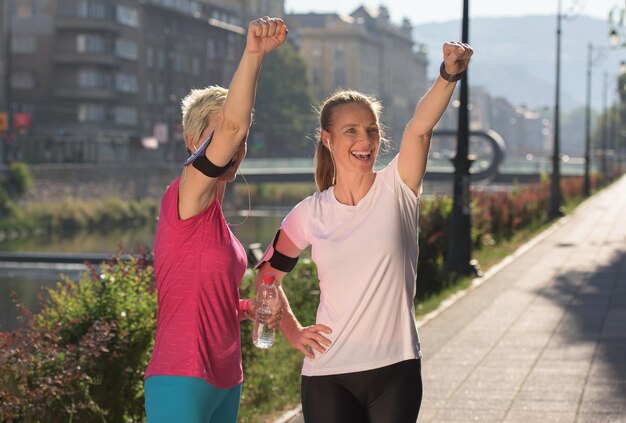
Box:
[329,141,336,186]
[227,168,251,227]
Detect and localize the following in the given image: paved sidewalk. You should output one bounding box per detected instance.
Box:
[279,176,626,423]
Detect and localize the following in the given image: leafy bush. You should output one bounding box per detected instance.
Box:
[239,258,320,423]
[416,196,453,300]
[0,254,156,422]
[0,162,33,222]
[5,162,34,199]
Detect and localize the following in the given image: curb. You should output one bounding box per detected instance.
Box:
[274,404,302,423]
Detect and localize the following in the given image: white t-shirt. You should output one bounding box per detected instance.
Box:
[282,155,422,376]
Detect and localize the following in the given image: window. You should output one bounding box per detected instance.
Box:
[311,67,321,86]
[15,0,36,17]
[11,72,35,89]
[157,50,165,70]
[115,39,138,60]
[156,84,165,104]
[115,72,138,93]
[116,5,139,27]
[206,39,215,59]
[78,69,98,88]
[78,103,106,122]
[173,51,188,72]
[146,82,154,104]
[11,35,36,54]
[335,46,346,60]
[334,67,347,87]
[226,34,236,60]
[77,34,108,54]
[114,106,138,125]
[77,68,111,89]
[77,0,108,19]
[146,47,154,68]
[191,57,200,76]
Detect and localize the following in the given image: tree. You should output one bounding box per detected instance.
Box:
[250,41,318,157]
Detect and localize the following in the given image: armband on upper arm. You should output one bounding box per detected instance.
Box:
[183,130,230,178]
[192,155,229,178]
[255,229,299,272]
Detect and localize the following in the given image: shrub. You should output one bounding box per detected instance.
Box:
[5,162,34,199]
[0,162,33,222]
[416,196,452,299]
[0,254,156,422]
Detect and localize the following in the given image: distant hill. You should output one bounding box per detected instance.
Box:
[414,15,621,113]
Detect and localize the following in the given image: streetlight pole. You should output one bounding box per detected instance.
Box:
[548,0,563,219]
[583,43,592,196]
[2,0,12,164]
[444,0,479,277]
[610,89,618,178]
[602,71,608,179]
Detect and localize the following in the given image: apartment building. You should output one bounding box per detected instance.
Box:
[287,5,428,148]
[0,0,261,161]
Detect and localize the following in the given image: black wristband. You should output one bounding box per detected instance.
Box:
[439,61,464,82]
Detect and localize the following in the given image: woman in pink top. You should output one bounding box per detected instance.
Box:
[144,16,287,423]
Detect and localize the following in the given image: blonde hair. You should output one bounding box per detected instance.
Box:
[181,85,228,146]
[314,90,388,191]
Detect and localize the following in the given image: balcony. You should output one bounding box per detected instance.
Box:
[53,86,118,101]
[56,17,120,33]
[55,52,118,66]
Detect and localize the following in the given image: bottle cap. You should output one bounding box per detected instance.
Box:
[263,273,275,285]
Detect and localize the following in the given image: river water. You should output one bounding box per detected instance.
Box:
[0,213,286,330]
[0,156,587,330]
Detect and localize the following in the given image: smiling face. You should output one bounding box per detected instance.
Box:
[322,102,381,179]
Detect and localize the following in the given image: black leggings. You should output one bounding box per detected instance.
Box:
[301,359,422,423]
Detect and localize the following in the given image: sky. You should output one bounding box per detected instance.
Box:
[284,0,622,25]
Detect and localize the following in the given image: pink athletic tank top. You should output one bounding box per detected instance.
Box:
[145,178,247,388]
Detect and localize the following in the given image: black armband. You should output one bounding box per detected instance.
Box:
[183,129,230,178]
[254,229,300,272]
[192,155,229,178]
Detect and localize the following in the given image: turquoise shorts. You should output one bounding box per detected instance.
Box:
[144,376,242,423]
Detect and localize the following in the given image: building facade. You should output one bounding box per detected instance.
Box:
[288,5,428,148]
[0,0,254,162]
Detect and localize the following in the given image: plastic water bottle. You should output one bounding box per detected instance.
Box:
[253,273,278,349]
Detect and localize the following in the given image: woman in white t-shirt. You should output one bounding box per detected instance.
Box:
[254,41,473,422]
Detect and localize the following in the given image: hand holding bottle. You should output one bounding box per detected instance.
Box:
[253,273,281,349]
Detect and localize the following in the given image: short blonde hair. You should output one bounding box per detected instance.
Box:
[181,86,228,144]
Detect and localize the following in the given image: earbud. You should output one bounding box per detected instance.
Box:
[327,138,332,153]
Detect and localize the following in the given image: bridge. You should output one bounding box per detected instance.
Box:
[234,130,583,185]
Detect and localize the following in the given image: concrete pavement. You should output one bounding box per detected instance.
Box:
[278,175,626,423]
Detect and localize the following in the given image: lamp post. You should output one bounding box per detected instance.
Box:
[601,71,608,179]
[2,0,12,164]
[444,0,479,277]
[548,0,563,219]
[584,44,616,195]
[584,43,592,196]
